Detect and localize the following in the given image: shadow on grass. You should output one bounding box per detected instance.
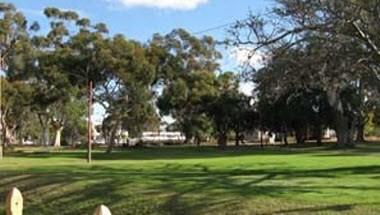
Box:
[1,161,380,214]
[7,142,380,161]
[262,202,380,215]
[1,143,380,214]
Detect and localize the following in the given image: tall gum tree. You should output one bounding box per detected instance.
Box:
[0,3,36,152]
[229,0,380,147]
[153,29,222,143]
[97,35,157,153]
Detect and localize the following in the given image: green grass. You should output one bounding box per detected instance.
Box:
[1,144,380,215]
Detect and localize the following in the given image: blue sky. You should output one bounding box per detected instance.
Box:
[9,0,273,70]
[10,0,272,42]
[10,0,274,86]
[8,0,273,122]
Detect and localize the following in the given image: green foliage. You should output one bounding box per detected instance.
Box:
[206,73,257,146]
[230,0,380,145]
[1,79,34,144]
[154,29,222,143]
[158,70,219,142]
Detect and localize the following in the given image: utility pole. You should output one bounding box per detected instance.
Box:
[87,80,93,163]
[0,61,3,160]
[0,74,2,160]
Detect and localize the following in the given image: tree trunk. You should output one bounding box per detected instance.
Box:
[235,131,240,147]
[38,114,51,147]
[196,136,201,147]
[356,122,366,143]
[1,115,17,146]
[184,133,193,145]
[69,131,76,148]
[328,88,355,147]
[106,127,117,154]
[316,124,323,146]
[4,125,16,146]
[217,133,228,149]
[334,111,355,147]
[281,125,288,146]
[295,127,305,144]
[42,126,50,146]
[53,127,64,148]
[283,134,288,146]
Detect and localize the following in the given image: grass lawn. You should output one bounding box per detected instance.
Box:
[1,144,380,215]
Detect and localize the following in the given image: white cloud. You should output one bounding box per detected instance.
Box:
[239,82,254,96]
[20,8,44,17]
[230,47,266,70]
[110,0,208,10]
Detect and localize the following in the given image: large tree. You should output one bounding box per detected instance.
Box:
[229,0,380,146]
[0,3,37,157]
[153,29,222,143]
[206,72,257,147]
[97,35,157,153]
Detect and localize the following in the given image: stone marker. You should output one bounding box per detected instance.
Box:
[93,205,112,215]
[6,188,23,215]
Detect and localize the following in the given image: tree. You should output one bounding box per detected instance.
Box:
[153,29,222,144]
[205,72,257,147]
[229,0,380,147]
[0,3,37,158]
[29,8,85,147]
[96,35,157,153]
[158,70,219,144]
[1,79,34,145]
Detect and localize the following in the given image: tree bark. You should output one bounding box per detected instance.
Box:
[327,88,356,147]
[356,121,366,143]
[195,136,201,147]
[42,126,50,146]
[315,124,323,146]
[4,125,16,146]
[235,131,240,147]
[184,134,193,145]
[38,113,51,147]
[283,134,288,146]
[217,133,228,149]
[295,127,305,144]
[281,125,288,146]
[334,111,355,147]
[1,114,17,146]
[106,126,118,154]
[53,127,64,148]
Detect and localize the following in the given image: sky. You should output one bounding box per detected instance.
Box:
[9,0,272,41]
[7,0,274,122]
[9,0,273,66]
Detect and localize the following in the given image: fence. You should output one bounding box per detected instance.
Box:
[5,187,112,215]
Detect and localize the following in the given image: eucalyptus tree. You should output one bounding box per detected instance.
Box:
[1,79,34,145]
[0,3,37,77]
[0,3,37,158]
[158,70,219,144]
[153,29,222,143]
[205,72,258,147]
[97,35,157,153]
[229,0,380,146]
[30,7,83,147]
